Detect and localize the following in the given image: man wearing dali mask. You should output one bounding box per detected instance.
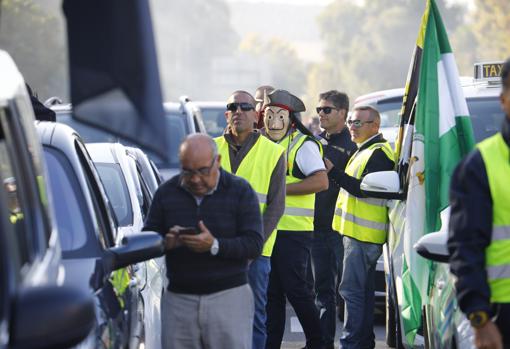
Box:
[263,89,328,349]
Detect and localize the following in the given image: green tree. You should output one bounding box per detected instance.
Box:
[151,0,239,100]
[471,0,510,61]
[0,0,67,100]
[307,0,467,104]
[239,34,307,96]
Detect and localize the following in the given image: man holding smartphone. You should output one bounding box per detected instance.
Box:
[144,134,263,349]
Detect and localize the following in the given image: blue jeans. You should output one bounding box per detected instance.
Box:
[248,256,271,349]
[339,236,382,349]
[312,229,343,347]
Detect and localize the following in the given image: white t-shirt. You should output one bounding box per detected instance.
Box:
[294,139,326,176]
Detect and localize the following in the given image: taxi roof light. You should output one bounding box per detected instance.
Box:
[474,61,504,83]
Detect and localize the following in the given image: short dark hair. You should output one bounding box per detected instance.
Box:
[319,90,349,111]
[502,58,510,91]
[229,90,256,105]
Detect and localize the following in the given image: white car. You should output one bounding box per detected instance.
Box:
[87,143,165,349]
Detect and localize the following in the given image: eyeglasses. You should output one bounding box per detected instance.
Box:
[316,106,339,114]
[181,156,217,177]
[226,102,255,112]
[347,119,374,128]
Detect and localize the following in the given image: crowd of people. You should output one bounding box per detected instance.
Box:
[143,85,393,349]
[143,58,510,349]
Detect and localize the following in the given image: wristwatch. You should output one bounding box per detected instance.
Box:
[468,311,489,328]
[210,238,219,256]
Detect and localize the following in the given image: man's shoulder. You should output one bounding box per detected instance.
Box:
[154,175,181,195]
[220,169,251,190]
[256,135,285,156]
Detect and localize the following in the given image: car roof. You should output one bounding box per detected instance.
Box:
[36,121,117,246]
[354,79,501,108]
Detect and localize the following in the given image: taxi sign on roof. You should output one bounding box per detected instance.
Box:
[474,61,503,81]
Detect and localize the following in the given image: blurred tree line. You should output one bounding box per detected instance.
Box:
[0,0,67,100]
[301,0,510,119]
[0,0,508,105]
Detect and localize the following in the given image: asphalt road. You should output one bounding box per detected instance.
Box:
[281,305,390,349]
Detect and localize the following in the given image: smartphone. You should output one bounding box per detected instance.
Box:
[178,226,199,235]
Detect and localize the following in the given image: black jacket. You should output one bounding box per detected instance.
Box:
[143,169,263,294]
[328,133,395,198]
[448,116,510,315]
[314,128,356,231]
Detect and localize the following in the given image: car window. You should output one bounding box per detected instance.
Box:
[376,97,402,128]
[43,147,101,258]
[200,107,227,137]
[75,141,116,248]
[0,109,30,267]
[466,96,505,142]
[95,163,134,227]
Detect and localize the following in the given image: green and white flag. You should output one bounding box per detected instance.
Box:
[399,0,475,345]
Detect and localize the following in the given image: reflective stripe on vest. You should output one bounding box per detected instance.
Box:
[333,141,394,244]
[215,135,285,256]
[477,132,510,303]
[276,130,323,232]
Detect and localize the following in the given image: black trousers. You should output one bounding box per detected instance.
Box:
[494,303,510,349]
[266,231,323,349]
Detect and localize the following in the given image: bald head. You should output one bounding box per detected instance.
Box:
[228,90,256,105]
[254,85,275,102]
[179,134,220,196]
[179,134,217,162]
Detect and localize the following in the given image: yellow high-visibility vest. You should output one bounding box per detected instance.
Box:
[277,130,323,232]
[216,135,285,256]
[333,141,394,244]
[477,132,510,303]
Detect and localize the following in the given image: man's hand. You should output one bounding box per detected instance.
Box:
[474,321,503,349]
[324,157,334,173]
[179,220,215,253]
[164,225,184,250]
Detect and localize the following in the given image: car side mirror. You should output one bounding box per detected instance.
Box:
[414,230,450,263]
[360,171,403,200]
[10,286,95,349]
[104,231,165,271]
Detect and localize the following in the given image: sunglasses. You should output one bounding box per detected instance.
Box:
[226,102,255,112]
[316,106,338,114]
[347,119,374,128]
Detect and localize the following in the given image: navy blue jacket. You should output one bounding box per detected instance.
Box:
[448,116,510,315]
[143,169,263,294]
[314,128,356,231]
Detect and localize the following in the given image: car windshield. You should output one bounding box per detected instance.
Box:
[43,147,101,258]
[94,163,133,227]
[374,97,402,128]
[57,110,190,168]
[200,106,227,137]
[466,96,504,142]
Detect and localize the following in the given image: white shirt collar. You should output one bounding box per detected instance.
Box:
[357,133,381,149]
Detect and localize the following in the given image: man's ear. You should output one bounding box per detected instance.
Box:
[217,154,222,166]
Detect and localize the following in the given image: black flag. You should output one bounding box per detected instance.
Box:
[63,0,168,161]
